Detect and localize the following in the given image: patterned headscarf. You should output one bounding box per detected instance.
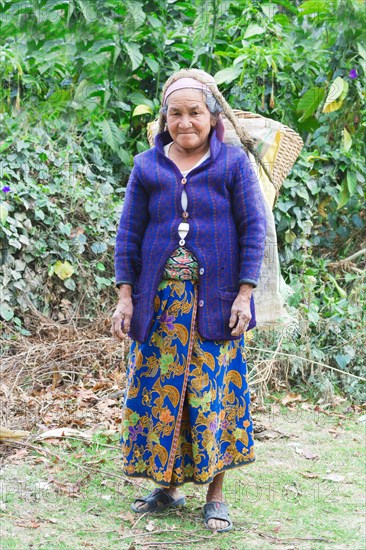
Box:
[162,76,225,142]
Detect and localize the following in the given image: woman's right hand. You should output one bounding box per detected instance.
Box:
[111,286,133,340]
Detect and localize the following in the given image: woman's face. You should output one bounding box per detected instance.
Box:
[165,88,215,152]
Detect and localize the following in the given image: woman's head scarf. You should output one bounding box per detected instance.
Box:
[162,75,225,141]
[158,68,257,156]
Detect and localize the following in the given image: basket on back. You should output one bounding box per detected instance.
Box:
[147,109,304,209]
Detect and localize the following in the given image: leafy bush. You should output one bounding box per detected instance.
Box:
[0,122,124,329]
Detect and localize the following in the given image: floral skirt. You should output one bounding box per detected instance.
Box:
[119,278,255,487]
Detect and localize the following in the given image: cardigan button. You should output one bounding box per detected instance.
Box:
[198,300,204,307]
[179,239,185,246]
[181,177,187,185]
[182,211,189,218]
[199,268,204,275]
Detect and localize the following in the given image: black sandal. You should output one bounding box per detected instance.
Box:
[203,501,233,532]
[131,487,186,513]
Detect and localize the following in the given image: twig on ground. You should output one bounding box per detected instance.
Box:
[246,347,366,381]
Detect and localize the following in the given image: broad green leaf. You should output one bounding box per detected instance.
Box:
[244,24,266,39]
[323,78,348,113]
[326,77,347,102]
[73,79,89,105]
[298,1,328,15]
[101,119,122,152]
[0,203,9,224]
[124,42,143,70]
[146,57,159,73]
[0,304,14,321]
[297,87,325,121]
[346,172,357,196]
[272,0,298,13]
[125,1,146,33]
[53,260,74,280]
[357,42,366,61]
[117,148,133,165]
[76,0,97,22]
[214,65,242,85]
[132,104,153,117]
[261,4,277,19]
[337,178,350,210]
[0,141,12,153]
[341,128,352,152]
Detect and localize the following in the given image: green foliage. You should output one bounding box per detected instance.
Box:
[0,0,365,397]
[0,125,123,327]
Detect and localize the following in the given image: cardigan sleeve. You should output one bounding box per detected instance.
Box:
[114,162,150,288]
[230,150,267,287]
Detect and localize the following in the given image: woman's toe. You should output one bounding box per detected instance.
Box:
[207,517,229,530]
[134,500,149,511]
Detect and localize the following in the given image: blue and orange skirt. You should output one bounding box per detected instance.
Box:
[120,278,255,487]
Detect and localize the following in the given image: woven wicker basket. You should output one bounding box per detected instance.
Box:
[147,109,304,206]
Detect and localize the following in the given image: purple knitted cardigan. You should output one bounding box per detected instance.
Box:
[114,126,267,342]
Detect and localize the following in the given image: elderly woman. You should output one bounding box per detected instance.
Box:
[111,68,267,532]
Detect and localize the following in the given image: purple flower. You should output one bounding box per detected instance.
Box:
[128,425,139,441]
[129,422,143,440]
[349,69,358,79]
[1,186,11,193]
[223,451,233,465]
[209,418,218,432]
[221,419,230,430]
[160,310,175,331]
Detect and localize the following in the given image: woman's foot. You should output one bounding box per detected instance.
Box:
[205,473,231,531]
[133,486,184,512]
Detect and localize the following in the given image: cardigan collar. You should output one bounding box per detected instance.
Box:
[154,125,223,163]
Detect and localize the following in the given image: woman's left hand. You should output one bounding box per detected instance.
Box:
[229,294,252,336]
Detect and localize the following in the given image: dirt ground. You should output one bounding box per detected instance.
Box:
[1,386,365,550]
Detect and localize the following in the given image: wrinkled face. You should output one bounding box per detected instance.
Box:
[165,88,215,151]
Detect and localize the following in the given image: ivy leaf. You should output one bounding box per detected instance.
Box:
[296,187,309,201]
[91,242,107,254]
[335,354,352,369]
[53,260,74,280]
[297,88,325,121]
[64,278,76,291]
[124,42,143,70]
[0,304,14,321]
[0,203,9,225]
